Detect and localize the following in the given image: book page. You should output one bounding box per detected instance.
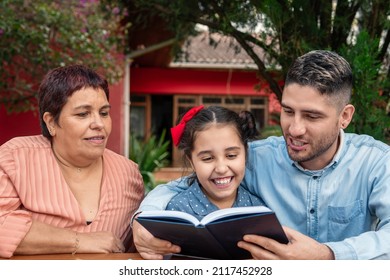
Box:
[138,210,200,225]
[200,205,272,225]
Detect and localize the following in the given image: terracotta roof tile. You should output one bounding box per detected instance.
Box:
[171,32,267,69]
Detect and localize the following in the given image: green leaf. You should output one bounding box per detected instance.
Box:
[129,129,170,193]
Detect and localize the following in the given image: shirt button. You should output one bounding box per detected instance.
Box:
[313,176,318,179]
[310,209,315,214]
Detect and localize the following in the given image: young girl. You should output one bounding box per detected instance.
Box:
[167,105,264,220]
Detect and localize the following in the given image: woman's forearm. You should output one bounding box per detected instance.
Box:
[14,220,76,255]
[14,220,125,256]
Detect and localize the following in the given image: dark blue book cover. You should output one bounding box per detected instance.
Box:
[136,206,288,259]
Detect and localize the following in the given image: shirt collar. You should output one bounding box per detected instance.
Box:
[189,181,219,217]
[189,181,246,216]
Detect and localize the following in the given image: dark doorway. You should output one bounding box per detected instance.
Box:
[151,95,173,161]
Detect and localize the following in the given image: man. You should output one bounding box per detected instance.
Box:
[133,50,390,260]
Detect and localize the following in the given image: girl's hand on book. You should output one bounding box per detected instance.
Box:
[133,220,181,260]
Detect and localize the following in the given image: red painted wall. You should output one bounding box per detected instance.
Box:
[131,68,266,95]
[106,79,125,155]
[130,67,282,116]
[0,107,41,143]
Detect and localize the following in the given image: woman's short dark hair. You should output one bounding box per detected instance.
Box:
[38,64,109,140]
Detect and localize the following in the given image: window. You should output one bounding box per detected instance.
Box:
[130,95,151,141]
[174,95,268,129]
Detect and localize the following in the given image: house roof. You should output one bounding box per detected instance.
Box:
[171,32,268,69]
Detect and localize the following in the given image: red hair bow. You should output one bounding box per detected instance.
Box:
[171,105,204,146]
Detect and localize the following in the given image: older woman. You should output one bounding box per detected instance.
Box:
[0,65,144,258]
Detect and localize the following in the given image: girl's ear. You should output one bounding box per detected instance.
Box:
[43,112,56,136]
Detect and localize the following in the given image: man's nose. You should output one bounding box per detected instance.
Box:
[289,117,306,136]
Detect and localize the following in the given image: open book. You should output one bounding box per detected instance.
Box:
[136,205,288,259]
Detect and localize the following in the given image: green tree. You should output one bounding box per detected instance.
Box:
[0,0,128,112]
[341,31,389,141]
[123,0,389,140]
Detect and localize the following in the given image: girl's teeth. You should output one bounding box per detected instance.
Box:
[214,178,231,185]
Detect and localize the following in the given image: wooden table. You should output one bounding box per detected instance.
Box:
[3,253,144,260]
